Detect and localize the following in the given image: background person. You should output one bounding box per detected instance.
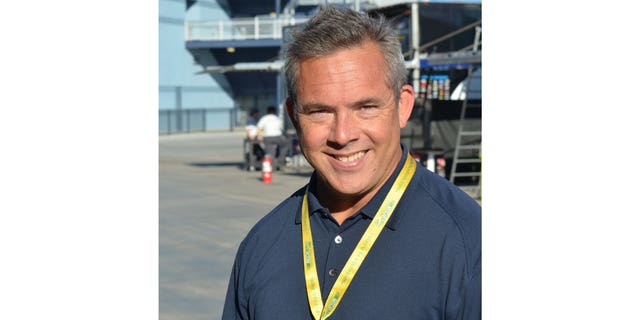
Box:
[256,105,289,170]
[245,108,259,140]
[223,6,481,319]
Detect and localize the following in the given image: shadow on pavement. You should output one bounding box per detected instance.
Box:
[188,162,245,169]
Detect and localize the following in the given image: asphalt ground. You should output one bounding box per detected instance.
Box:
[159,131,313,320]
[158,130,481,319]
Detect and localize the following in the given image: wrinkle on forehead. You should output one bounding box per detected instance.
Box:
[296,42,391,108]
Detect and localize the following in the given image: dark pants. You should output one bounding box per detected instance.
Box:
[244,139,264,170]
[263,135,289,168]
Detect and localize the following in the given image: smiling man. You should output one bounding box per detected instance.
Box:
[222,6,481,320]
[291,38,414,225]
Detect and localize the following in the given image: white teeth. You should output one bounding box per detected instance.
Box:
[336,151,365,162]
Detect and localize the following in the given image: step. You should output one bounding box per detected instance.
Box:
[457,144,481,150]
[453,158,481,164]
[451,172,482,177]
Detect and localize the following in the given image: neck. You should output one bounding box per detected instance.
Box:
[315,182,366,225]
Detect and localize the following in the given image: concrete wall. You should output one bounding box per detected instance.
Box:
[159,0,235,129]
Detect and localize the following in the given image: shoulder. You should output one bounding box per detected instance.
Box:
[402,165,481,268]
[235,186,306,259]
[410,164,481,227]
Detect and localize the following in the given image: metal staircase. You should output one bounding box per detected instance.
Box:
[449,26,482,198]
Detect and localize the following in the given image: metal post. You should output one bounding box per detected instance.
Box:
[184,21,189,41]
[202,109,207,132]
[175,86,182,132]
[276,72,283,120]
[411,2,421,97]
[186,109,191,133]
[422,100,431,150]
[255,16,259,40]
[473,26,481,51]
[274,19,279,38]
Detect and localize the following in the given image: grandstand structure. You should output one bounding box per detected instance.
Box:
[159,0,480,133]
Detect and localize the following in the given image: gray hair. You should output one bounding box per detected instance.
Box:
[284,5,407,109]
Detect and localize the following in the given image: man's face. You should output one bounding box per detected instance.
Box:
[287,41,414,199]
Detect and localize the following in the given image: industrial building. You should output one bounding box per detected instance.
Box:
[160,0,480,128]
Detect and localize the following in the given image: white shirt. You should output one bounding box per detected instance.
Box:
[245,125,258,139]
[256,114,283,137]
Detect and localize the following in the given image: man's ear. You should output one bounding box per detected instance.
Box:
[398,84,415,128]
[285,98,299,130]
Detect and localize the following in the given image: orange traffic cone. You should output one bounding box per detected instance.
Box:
[262,155,273,184]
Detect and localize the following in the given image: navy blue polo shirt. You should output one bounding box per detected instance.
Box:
[222,144,481,320]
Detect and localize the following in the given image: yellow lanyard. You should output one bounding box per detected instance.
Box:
[301,153,416,320]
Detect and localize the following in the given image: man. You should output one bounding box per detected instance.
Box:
[223,6,481,320]
[256,105,289,170]
[245,108,259,139]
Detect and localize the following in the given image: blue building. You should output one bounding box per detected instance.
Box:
[159,0,481,134]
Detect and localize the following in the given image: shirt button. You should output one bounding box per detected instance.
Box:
[334,235,342,244]
[328,268,338,277]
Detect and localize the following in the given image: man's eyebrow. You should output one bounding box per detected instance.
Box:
[298,103,334,111]
[348,97,384,107]
[299,98,385,111]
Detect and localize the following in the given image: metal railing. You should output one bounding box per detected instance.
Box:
[283,0,382,13]
[186,2,481,43]
[159,108,238,134]
[185,16,309,42]
[403,19,482,58]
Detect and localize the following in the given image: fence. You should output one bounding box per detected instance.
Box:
[184,1,415,42]
[185,16,309,42]
[159,108,238,134]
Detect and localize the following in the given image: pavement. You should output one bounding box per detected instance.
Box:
[159,130,313,320]
[159,130,480,320]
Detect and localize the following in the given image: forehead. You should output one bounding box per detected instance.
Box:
[296,42,390,103]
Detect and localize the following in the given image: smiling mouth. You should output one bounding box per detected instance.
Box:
[334,151,366,162]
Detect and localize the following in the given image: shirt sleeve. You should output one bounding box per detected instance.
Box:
[442,207,481,320]
[222,243,249,320]
[456,268,481,320]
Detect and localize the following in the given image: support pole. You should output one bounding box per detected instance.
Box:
[175,86,182,132]
[411,1,421,97]
[277,72,284,122]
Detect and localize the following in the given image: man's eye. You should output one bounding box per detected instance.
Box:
[360,105,380,112]
[308,109,330,115]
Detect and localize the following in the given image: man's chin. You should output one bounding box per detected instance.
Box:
[320,175,370,197]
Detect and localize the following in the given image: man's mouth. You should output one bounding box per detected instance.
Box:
[334,151,366,162]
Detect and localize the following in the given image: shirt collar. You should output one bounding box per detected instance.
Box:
[295,143,412,231]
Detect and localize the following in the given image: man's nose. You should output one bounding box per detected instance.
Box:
[329,111,358,146]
